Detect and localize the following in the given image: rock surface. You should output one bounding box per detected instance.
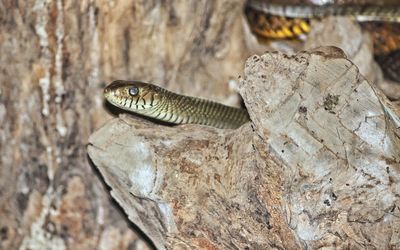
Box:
[88,47,400,249]
[241,47,400,248]
[0,1,246,249]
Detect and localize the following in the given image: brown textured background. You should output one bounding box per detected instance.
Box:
[0,0,247,249]
[2,0,400,249]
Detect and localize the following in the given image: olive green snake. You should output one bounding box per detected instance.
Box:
[104,80,250,129]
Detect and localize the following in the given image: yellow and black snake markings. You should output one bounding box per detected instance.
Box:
[361,22,400,54]
[245,7,310,40]
[245,1,400,82]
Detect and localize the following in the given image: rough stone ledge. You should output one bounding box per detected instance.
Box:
[88,47,400,249]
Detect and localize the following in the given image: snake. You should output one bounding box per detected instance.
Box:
[104,80,250,129]
[247,1,400,23]
[245,1,400,40]
[245,1,400,81]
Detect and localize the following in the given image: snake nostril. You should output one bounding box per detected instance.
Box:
[103,88,115,98]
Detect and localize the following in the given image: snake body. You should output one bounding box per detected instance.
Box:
[245,1,400,81]
[247,1,400,22]
[104,80,249,129]
[246,1,400,40]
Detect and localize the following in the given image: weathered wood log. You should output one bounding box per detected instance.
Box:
[88,47,400,249]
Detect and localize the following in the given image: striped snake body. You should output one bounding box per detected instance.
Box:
[246,1,400,40]
[247,1,400,23]
[104,80,249,129]
[245,1,400,81]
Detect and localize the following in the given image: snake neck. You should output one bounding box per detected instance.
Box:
[151,90,249,129]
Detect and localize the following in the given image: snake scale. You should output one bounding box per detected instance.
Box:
[105,2,400,129]
[104,80,250,129]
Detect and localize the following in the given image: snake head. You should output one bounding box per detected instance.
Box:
[104,80,162,113]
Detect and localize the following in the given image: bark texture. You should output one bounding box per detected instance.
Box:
[88,47,400,249]
[0,0,245,249]
[2,0,400,249]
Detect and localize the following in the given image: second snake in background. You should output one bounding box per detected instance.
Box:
[245,0,400,83]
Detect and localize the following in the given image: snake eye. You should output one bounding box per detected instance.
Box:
[128,86,139,96]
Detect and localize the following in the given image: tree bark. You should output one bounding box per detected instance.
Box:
[0,0,246,249]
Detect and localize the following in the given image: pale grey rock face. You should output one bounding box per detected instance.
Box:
[88,47,400,249]
[241,47,400,248]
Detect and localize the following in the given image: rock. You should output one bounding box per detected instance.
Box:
[88,47,400,249]
[241,46,400,249]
